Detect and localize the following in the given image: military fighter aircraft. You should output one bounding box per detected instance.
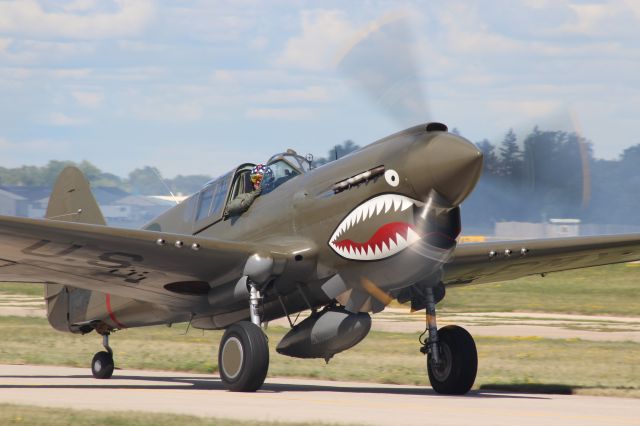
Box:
[1,122,640,394]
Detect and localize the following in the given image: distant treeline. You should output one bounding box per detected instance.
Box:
[3,128,640,225]
[315,129,640,227]
[465,127,640,227]
[0,161,210,196]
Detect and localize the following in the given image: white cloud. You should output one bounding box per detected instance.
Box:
[530,0,640,39]
[0,137,73,159]
[624,0,640,18]
[487,100,561,119]
[160,1,258,43]
[276,10,359,71]
[72,91,103,108]
[246,107,313,120]
[46,112,87,126]
[522,0,556,9]
[129,100,204,122]
[98,67,166,82]
[50,68,92,79]
[0,38,95,65]
[561,4,613,35]
[251,86,330,104]
[117,40,169,52]
[0,0,154,39]
[212,69,235,82]
[0,1,639,172]
[434,4,521,55]
[0,67,92,90]
[211,69,315,86]
[0,66,34,80]
[249,35,269,50]
[57,0,100,13]
[0,38,11,52]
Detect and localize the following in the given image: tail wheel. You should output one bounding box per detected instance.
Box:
[91,351,114,379]
[427,325,477,395]
[218,321,269,392]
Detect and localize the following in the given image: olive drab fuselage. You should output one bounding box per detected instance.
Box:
[145,124,483,326]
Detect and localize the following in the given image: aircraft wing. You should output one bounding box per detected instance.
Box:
[443,234,640,286]
[0,215,310,310]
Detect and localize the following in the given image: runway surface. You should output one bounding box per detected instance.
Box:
[1,364,638,426]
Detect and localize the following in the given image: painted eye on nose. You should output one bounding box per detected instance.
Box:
[384,169,399,187]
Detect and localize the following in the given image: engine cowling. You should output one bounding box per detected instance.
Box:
[276,306,371,362]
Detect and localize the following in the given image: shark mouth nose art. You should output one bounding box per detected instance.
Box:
[329,194,423,261]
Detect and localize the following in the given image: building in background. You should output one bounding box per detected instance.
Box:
[495,219,580,240]
[0,185,179,229]
[0,188,27,216]
[0,186,51,218]
[495,219,640,239]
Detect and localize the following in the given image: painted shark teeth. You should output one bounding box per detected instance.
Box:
[329,194,423,261]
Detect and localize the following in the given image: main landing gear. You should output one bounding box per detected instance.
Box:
[218,282,269,392]
[91,333,115,380]
[420,288,477,394]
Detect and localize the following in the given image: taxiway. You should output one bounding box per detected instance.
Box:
[0,364,637,426]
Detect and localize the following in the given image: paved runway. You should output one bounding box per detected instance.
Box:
[0,364,638,426]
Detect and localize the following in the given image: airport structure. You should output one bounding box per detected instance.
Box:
[0,185,174,228]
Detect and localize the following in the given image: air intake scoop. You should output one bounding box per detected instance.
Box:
[426,122,448,132]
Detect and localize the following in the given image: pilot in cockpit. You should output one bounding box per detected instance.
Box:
[250,164,274,191]
[223,152,308,219]
[224,163,272,218]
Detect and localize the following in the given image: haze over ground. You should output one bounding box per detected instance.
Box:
[0,0,639,178]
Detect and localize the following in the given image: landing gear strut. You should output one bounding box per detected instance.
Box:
[91,333,114,379]
[218,280,269,392]
[420,288,477,395]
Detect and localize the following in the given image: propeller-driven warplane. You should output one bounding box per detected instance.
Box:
[2,12,640,395]
[1,123,640,394]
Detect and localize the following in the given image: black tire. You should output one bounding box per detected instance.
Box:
[427,325,477,395]
[218,321,269,392]
[91,351,114,379]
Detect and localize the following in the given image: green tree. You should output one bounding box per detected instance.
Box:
[498,128,522,179]
[476,139,499,176]
[168,174,211,195]
[127,166,168,195]
[314,140,361,166]
[41,160,75,184]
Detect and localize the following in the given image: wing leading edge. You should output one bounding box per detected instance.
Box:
[443,234,640,286]
[0,215,311,310]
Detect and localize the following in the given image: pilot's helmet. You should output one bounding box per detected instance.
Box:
[251,164,273,189]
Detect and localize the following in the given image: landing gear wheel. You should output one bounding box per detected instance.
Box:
[91,351,114,379]
[427,325,477,395]
[218,321,269,392]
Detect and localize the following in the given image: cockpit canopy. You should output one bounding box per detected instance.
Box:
[193,149,311,227]
[267,149,313,174]
[262,150,311,193]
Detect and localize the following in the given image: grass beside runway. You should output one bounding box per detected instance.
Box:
[0,316,638,398]
[441,263,640,316]
[0,404,340,426]
[0,282,43,297]
[1,264,638,397]
[3,263,640,315]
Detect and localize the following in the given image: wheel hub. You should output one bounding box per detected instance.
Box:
[430,342,452,382]
[221,336,244,379]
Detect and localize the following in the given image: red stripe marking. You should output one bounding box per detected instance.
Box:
[105,294,126,329]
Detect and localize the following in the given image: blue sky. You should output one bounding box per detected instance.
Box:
[1,0,639,178]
